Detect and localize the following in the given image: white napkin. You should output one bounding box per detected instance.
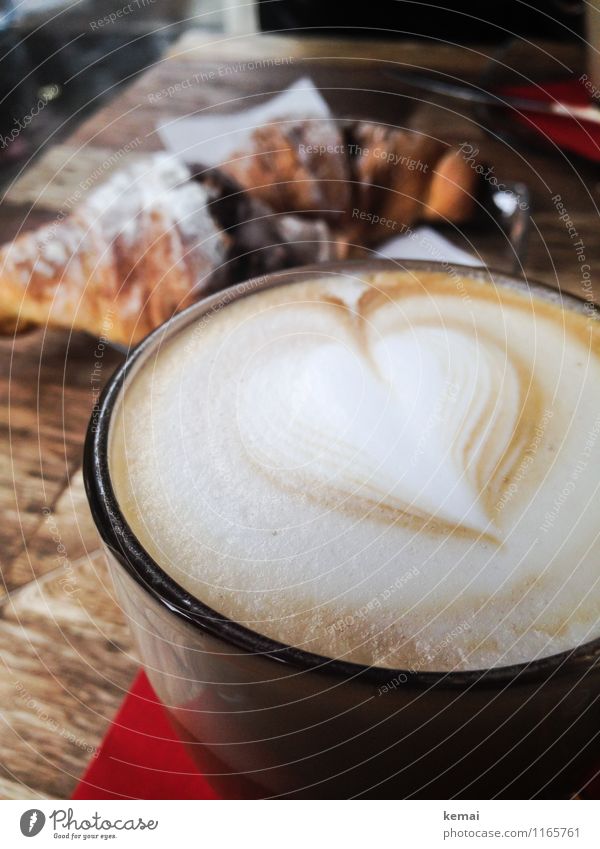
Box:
[377,227,482,266]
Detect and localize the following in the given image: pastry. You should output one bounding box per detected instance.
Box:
[0,121,480,345]
[339,122,477,250]
[0,155,229,345]
[220,117,352,220]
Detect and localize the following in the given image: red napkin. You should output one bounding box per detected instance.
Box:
[497,79,600,162]
[73,669,600,799]
[72,671,218,800]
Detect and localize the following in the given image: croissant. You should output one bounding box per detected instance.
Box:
[201,167,341,279]
[220,116,352,220]
[422,145,480,224]
[0,155,230,346]
[339,123,443,247]
[222,120,479,254]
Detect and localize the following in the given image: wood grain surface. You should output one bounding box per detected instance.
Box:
[0,31,598,800]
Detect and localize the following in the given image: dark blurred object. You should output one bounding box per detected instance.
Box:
[259,0,584,41]
[388,69,600,123]
[471,39,600,164]
[0,1,178,188]
[0,2,37,162]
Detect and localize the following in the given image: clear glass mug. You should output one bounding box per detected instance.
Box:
[84,259,600,799]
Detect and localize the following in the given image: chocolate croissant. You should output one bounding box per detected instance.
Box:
[220,116,352,220]
[221,119,478,253]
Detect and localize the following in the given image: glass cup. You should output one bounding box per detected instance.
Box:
[84,259,600,799]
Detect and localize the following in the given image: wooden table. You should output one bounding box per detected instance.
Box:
[0,31,598,800]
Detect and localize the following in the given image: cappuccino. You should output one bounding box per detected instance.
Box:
[110,270,600,671]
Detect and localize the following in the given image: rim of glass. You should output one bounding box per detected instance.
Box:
[83,258,600,690]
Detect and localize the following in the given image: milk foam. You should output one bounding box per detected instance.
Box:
[110,270,600,671]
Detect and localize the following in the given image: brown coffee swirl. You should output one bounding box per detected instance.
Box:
[110,270,600,671]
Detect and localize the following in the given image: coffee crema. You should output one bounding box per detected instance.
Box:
[110,270,600,671]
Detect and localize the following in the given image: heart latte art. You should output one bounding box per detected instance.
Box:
[110,270,600,671]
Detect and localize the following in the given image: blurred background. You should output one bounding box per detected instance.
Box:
[0,0,588,190]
